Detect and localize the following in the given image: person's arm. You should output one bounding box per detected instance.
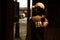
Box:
[42,18,48,27]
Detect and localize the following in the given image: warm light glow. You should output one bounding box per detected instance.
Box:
[35,2,45,9]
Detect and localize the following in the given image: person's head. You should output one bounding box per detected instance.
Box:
[32,2,46,22]
[32,2,46,16]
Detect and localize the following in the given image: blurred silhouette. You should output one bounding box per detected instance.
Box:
[26,2,48,40]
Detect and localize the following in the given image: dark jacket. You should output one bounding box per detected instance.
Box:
[26,19,45,40]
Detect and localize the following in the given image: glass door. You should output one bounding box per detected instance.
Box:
[13,0,32,40]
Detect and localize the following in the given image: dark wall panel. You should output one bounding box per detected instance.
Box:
[32,0,60,40]
[6,0,14,40]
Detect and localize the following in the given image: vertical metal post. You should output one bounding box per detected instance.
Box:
[27,0,30,20]
[14,1,20,38]
[26,0,30,40]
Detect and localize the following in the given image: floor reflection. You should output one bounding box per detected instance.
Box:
[14,17,27,40]
[19,17,27,40]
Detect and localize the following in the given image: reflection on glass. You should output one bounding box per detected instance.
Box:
[19,0,27,40]
[13,0,32,40]
[19,9,27,40]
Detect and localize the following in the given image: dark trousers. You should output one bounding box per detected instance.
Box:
[31,27,45,40]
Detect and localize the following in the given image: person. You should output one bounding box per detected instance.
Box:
[26,2,48,40]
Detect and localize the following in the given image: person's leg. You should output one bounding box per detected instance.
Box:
[36,27,44,40]
[40,28,44,40]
